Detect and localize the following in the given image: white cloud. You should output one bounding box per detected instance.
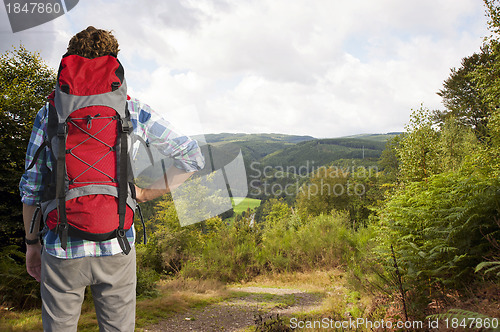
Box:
[0,0,489,138]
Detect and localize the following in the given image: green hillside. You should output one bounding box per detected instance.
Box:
[137,132,397,183]
[204,133,315,162]
[259,137,389,174]
[203,132,396,170]
[340,132,402,142]
[190,133,398,201]
[205,133,315,144]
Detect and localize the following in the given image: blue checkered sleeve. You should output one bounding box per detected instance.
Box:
[19,105,51,206]
[128,98,205,172]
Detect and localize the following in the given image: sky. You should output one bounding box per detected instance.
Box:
[0,0,490,138]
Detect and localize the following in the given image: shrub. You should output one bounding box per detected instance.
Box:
[0,245,40,309]
[182,217,262,282]
[378,170,500,311]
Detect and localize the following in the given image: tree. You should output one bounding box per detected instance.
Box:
[435,46,492,139]
[472,1,500,109]
[438,116,479,172]
[379,135,401,182]
[397,106,440,183]
[295,164,380,226]
[484,0,500,38]
[0,45,56,247]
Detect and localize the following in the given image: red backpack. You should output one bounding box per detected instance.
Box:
[28,53,137,254]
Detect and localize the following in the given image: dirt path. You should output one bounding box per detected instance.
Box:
[144,286,324,332]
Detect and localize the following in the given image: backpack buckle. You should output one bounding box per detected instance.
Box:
[57,123,67,137]
[120,118,132,133]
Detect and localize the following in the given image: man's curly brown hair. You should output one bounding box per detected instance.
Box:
[66,26,120,58]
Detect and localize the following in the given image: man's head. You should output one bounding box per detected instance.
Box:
[66,26,119,58]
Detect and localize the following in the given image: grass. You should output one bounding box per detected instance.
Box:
[0,270,344,331]
[0,277,230,332]
[234,269,340,293]
[7,269,495,332]
[231,197,261,214]
[135,278,229,331]
[225,291,298,309]
[0,308,42,332]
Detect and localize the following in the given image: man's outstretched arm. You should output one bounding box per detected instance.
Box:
[135,165,194,203]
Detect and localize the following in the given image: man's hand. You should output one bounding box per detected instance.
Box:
[25,242,42,282]
[134,186,167,203]
[23,204,42,282]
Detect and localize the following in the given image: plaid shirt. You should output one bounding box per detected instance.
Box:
[20,97,205,259]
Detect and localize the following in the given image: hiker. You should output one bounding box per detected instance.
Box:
[19,26,204,331]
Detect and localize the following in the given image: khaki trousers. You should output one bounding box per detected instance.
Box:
[40,247,136,332]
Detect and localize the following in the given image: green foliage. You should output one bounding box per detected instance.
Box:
[472,2,500,110]
[379,170,499,303]
[260,200,299,272]
[479,108,500,178]
[379,135,401,182]
[377,97,500,313]
[135,251,161,298]
[475,260,500,277]
[262,198,291,226]
[206,133,314,164]
[138,195,372,284]
[261,138,386,174]
[436,46,492,139]
[295,168,350,217]
[141,197,207,275]
[0,245,40,309]
[397,106,441,182]
[438,116,479,171]
[0,45,56,247]
[295,164,382,226]
[182,216,262,281]
[484,0,500,37]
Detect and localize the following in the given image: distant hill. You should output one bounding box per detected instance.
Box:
[339,132,402,142]
[204,133,315,162]
[130,132,400,200]
[134,132,399,181]
[195,132,399,176]
[130,132,399,178]
[260,137,388,173]
[205,133,315,144]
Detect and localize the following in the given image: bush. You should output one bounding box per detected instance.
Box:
[136,267,160,298]
[378,170,500,311]
[138,196,379,289]
[0,245,40,309]
[182,217,262,282]
[135,244,161,297]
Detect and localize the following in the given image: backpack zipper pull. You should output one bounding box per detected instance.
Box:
[86,114,101,129]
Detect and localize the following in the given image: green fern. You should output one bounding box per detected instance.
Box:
[475,261,500,276]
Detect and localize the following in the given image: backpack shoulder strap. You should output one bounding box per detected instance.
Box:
[117,104,132,254]
[26,141,48,171]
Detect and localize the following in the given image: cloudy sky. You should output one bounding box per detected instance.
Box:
[0,0,489,138]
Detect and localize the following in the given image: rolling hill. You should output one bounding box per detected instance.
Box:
[201,132,399,175]
[133,132,400,196]
[203,133,315,162]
